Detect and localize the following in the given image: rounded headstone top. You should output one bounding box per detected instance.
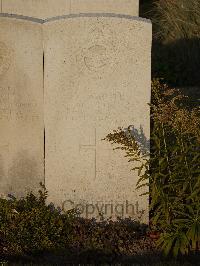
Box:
[1,0,139,19]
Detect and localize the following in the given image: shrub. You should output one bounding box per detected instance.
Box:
[150,79,200,256]
[68,217,149,255]
[0,185,150,258]
[104,79,200,256]
[0,184,76,255]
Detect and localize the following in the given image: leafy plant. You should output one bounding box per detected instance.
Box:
[0,183,76,255]
[103,125,150,195]
[0,185,151,258]
[104,79,200,256]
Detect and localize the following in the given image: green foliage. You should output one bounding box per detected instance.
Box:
[103,126,149,196]
[0,185,149,257]
[0,183,76,255]
[68,217,149,255]
[104,79,200,256]
[150,79,200,255]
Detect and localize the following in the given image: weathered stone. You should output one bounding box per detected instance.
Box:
[0,12,151,222]
[1,0,70,19]
[70,0,139,16]
[1,0,139,19]
[0,17,44,197]
[44,15,151,222]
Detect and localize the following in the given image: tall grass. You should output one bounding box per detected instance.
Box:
[153,0,200,42]
[146,0,200,87]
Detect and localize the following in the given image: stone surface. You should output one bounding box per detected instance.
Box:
[44,15,151,222]
[0,16,44,197]
[1,0,70,19]
[1,0,139,19]
[0,13,151,222]
[70,0,139,16]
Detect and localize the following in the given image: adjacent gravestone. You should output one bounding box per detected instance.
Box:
[44,15,151,223]
[1,0,70,19]
[1,0,139,19]
[70,0,139,16]
[0,16,44,197]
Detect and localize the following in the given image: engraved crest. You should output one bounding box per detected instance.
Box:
[75,23,119,74]
[84,44,110,71]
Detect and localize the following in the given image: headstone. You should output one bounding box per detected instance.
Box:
[70,0,139,16]
[0,16,44,197]
[1,0,70,19]
[44,15,151,223]
[0,10,151,223]
[1,0,139,19]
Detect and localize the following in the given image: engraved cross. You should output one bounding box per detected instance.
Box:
[79,128,97,180]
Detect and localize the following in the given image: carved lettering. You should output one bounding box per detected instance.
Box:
[0,87,39,121]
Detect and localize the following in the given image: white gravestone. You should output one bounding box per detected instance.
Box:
[0,13,151,223]
[44,15,151,223]
[1,0,71,19]
[70,0,139,16]
[0,16,44,197]
[1,0,139,19]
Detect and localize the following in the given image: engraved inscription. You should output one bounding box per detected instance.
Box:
[0,42,12,77]
[79,128,97,180]
[79,128,114,180]
[0,87,39,121]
